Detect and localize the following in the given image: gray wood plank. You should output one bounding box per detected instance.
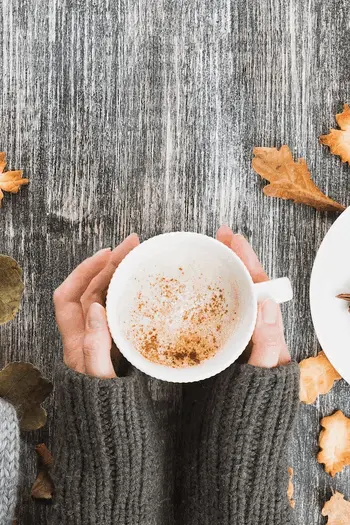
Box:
[0,0,349,522]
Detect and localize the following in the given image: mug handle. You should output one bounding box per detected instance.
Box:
[253,277,293,304]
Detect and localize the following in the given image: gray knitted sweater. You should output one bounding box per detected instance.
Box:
[2,361,299,524]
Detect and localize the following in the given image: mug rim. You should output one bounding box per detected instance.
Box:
[106,232,257,382]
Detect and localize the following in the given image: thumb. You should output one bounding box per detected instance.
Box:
[249,299,290,368]
[83,302,116,378]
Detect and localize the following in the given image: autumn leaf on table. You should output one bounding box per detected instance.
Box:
[31,443,54,500]
[287,467,295,509]
[0,362,52,431]
[322,491,350,524]
[299,351,342,404]
[0,152,29,207]
[318,410,350,477]
[320,104,350,164]
[0,255,24,325]
[252,145,345,212]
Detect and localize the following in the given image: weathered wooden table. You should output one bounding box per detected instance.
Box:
[1,1,349,523]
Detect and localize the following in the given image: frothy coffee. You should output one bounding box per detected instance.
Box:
[126,268,238,368]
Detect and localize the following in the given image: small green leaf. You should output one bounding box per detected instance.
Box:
[0,255,24,325]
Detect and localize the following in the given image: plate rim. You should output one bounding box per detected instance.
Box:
[310,206,350,384]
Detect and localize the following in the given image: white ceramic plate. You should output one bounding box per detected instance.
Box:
[310,207,350,385]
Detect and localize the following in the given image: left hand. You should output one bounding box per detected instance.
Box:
[54,234,139,378]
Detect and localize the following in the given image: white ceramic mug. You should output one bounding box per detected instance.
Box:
[106,232,293,382]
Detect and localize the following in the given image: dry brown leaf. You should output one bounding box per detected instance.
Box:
[299,351,342,404]
[0,152,29,206]
[0,255,24,325]
[322,491,350,524]
[320,104,350,164]
[318,410,350,476]
[252,145,345,212]
[35,443,54,468]
[31,443,54,500]
[31,470,54,500]
[0,362,53,431]
[287,467,295,509]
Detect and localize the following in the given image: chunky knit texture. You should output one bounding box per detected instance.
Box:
[52,365,169,525]
[2,360,299,524]
[50,361,299,525]
[0,398,20,524]
[178,363,300,525]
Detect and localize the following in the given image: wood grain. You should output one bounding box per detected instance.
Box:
[0,0,350,523]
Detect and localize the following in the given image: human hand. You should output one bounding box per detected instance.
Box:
[216,226,291,367]
[54,234,139,378]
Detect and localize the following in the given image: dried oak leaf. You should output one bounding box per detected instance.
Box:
[320,104,350,164]
[0,362,52,431]
[287,467,295,509]
[299,351,342,404]
[322,491,350,524]
[31,443,54,500]
[0,152,29,206]
[0,255,24,325]
[252,145,345,212]
[318,410,350,477]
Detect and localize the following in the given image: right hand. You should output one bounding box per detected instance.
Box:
[53,234,139,378]
[217,226,291,367]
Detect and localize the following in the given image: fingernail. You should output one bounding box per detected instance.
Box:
[234,233,247,240]
[97,248,111,254]
[87,303,105,330]
[261,299,279,325]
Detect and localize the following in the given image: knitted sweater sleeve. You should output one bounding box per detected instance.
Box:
[51,365,167,525]
[0,398,20,524]
[179,362,300,525]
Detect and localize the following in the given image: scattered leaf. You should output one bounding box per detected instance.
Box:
[252,145,345,212]
[322,491,350,524]
[31,443,54,500]
[0,152,29,207]
[299,351,342,404]
[0,363,53,431]
[31,471,54,500]
[35,443,54,468]
[318,410,350,476]
[287,467,295,509]
[0,255,24,325]
[320,104,350,164]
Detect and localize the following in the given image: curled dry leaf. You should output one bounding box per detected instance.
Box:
[252,145,345,212]
[0,255,24,325]
[318,410,350,477]
[31,443,54,500]
[322,491,350,524]
[287,467,295,509]
[0,152,29,207]
[299,351,342,404]
[0,362,53,431]
[320,104,350,164]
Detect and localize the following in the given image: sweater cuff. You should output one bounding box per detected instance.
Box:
[52,364,165,525]
[182,362,299,525]
[0,398,20,525]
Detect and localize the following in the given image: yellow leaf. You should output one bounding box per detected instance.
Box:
[318,411,350,477]
[320,104,350,164]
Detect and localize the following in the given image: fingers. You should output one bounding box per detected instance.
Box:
[81,234,139,316]
[83,303,116,378]
[249,299,290,367]
[54,249,112,368]
[217,226,291,368]
[54,248,112,304]
[217,226,268,283]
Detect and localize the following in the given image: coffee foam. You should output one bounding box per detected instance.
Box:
[121,254,239,367]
